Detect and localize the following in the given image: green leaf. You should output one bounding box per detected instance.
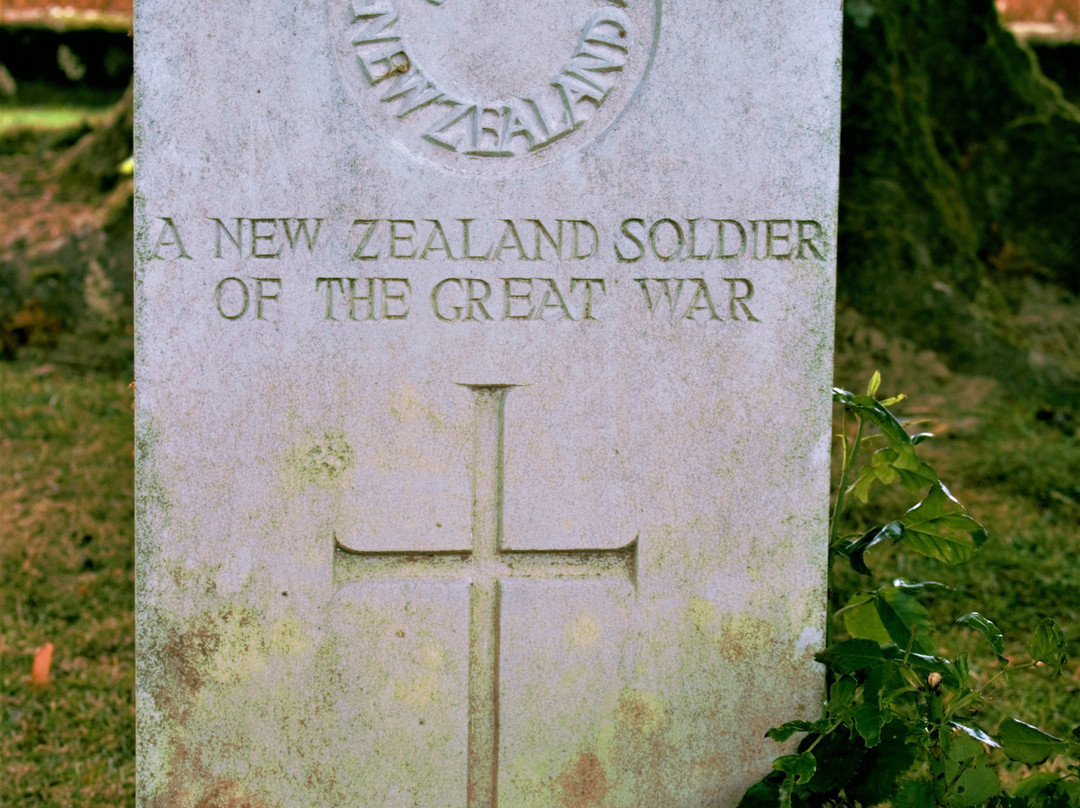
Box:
[998,718,1067,765]
[800,726,865,794]
[956,612,1008,664]
[852,702,885,747]
[950,721,1000,748]
[894,660,930,693]
[1010,771,1065,798]
[900,483,988,565]
[833,386,937,494]
[846,722,915,803]
[945,733,988,767]
[878,658,920,700]
[1017,777,1080,805]
[863,662,885,709]
[773,752,816,785]
[766,720,825,743]
[890,447,940,493]
[736,774,783,808]
[867,370,882,397]
[842,593,891,645]
[944,733,1000,808]
[881,646,958,686]
[894,778,935,807]
[832,389,913,451]
[777,779,794,808]
[827,675,857,716]
[950,651,970,685]
[1029,619,1068,674]
[949,764,1001,808]
[838,522,903,575]
[850,452,900,503]
[816,639,884,674]
[879,686,920,721]
[850,445,938,500]
[875,587,933,654]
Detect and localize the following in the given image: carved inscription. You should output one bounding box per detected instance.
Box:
[317,277,412,320]
[144,214,829,325]
[329,0,661,169]
[430,277,606,322]
[349,218,598,261]
[214,276,282,321]
[634,277,760,322]
[210,217,325,258]
[346,0,634,157]
[615,218,826,262]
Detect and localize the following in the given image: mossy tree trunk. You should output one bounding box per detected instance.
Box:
[57,81,133,199]
[840,0,1080,404]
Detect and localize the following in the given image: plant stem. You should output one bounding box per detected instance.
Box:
[830,414,864,549]
[928,687,948,806]
[972,661,1034,700]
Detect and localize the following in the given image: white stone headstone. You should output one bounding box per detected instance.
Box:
[135,1,841,805]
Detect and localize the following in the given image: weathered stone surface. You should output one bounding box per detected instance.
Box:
[135,1,841,805]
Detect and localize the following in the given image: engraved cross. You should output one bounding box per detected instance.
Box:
[333,385,638,808]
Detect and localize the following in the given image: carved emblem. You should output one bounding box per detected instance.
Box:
[332,0,660,171]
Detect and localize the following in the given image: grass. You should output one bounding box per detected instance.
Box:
[0,321,1076,805]
[0,107,112,135]
[0,360,134,808]
[903,403,1080,741]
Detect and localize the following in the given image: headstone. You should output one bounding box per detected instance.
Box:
[134,1,841,805]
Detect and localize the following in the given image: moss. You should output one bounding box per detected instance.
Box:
[283,429,354,487]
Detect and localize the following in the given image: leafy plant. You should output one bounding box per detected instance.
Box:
[740,373,1078,808]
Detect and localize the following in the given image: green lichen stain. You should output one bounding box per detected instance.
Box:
[568,613,601,648]
[190,779,272,808]
[164,604,268,690]
[592,688,677,805]
[613,688,667,737]
[507,688,674,808]
[163,558,220,599]
[134,412,173,555]
[719,614,773,662]
[684,594,789,662]
[287,429,353,486]
[142,603,357,808]
[267,613,310,658]
[686,595,717,632]
[393,644,445,710]
[372,381,458,472]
